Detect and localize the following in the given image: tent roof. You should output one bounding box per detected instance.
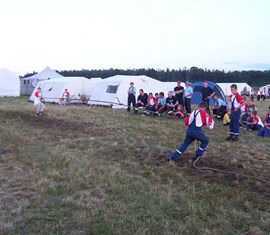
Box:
[36,76,102,85]
[101,75,162,84]
[0,68,20,97]
[0,68,19,78]
[23,66,63,80]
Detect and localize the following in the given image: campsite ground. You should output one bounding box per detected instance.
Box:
[0,97,270,234]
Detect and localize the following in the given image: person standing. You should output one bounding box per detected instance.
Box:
[183,81,193,114]
[174,80,184,106]
[200,80,215,108]
[60,89,70,105]
[261,88,266,101]
[250,87,254,101]
[127,82,136,112]
[226,84,245,141]
[256,90,261,102]
[34,87,45,117]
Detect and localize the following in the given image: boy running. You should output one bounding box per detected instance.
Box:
[169,101,213,163]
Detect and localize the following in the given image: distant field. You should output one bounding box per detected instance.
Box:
[0,97,270,234]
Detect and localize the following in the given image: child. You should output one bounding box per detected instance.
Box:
[60,88,70,105]
[183,81,193,114]
[175,104,185,118]
[226,84,245,141]
[258,106,270,138]
[155,92,167,115]
[211,94,227,119]
[240,97,248,124]
[166,92,178,116]
[245,111,263,131]
[135,89,148,114]
[169,101,213,162]
[127,82,136,112]
[34,87,45,117]
[223,109,231,126]
[242,99,257,124]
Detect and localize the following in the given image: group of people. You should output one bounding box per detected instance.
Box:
[256,88,267,101]
[126,82,270,162]
[33,88,70,117]
[33,82,269,164]
[127,80,227,119]
[127,80,197,117]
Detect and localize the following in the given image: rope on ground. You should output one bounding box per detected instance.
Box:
[192,157,270,184]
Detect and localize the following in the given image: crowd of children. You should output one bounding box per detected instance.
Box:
[33,83,268,164]
[126,82,269,143]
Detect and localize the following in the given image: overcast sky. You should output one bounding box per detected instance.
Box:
[0,0,270,75]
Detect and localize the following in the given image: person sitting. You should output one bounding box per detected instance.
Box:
[223,109,231,126]
[240,97,248,125]
[242,99,257,125]
[135,89,148,114]
[146,93,156,112]
[211,94,227,119]
[155,92,166,116]
[245,111,263,131]
[166,92,178,116]
[258,106,270,138]
[175,104,185,118]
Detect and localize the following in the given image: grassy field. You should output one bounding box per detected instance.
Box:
[0,97,270,234]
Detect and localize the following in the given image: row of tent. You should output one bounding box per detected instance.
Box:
[1,67,270,107]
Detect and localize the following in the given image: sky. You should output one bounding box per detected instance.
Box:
[0,0,270,75]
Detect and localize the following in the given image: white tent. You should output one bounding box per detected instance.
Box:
[21,66,63,95]
[29,77,101,103]
[0,68,20,97]
[217,83,252,96]
[89,75,168,109]
[259,84,270,97]
[164,82,186,94]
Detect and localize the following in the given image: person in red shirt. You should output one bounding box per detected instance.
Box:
[174,104,185,118]
[169,101,213,163]
[226,84,246,141]
[60,89,70,105]
[245,111,262,131]
[34,87,45,117]
[258,106,270,137]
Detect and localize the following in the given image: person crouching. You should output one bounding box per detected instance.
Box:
[175,104,185,118]
[34,87,45,117]
[245,111,263,131]
[169,101,213,163]
[166,91,178,116]
[135,89,148,114]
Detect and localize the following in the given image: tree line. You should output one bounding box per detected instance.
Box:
[22,67,270,86]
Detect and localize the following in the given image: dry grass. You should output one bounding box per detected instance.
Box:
[0,96,270,234]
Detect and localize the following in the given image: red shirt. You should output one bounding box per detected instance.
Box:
[249,116,259,124]
[184,110,212,127]
[230,93,245,109]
